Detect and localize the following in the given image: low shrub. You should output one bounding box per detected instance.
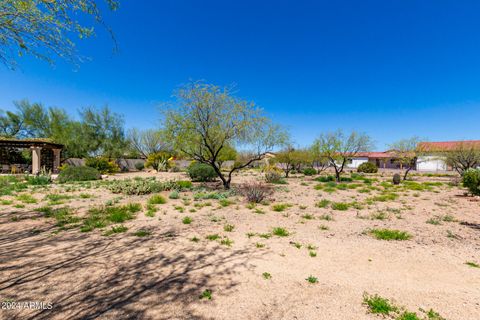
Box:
[85,157,120,174]
[175,180,193,189]
[187,163,217,182]
[0,176,28,195]
[193,190,232,200]
[26,173,51,185]
[135,162,145,171]
[272,227,289,236]
[106,178,189,195]
[316,199,331,208]
[357,162,378,173]
[57,166,101,183]
[393,173,401,185]
[370,228,411,241]
[81,204,140,232]
[148,194,167,205]
[363,293,397,315]
[238,182,273,203]
[331,202,349,211]
[303,167,317,176]
[265,170,285,184]
[37,206,80,228]
[463,169,480,196]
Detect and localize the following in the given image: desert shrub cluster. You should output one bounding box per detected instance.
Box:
[106,178,191,195]
[238,182,273,203]
[187,162,217,182]
[85,157,120,174]
[357,162,378,173]
[57,166,101,183]
[462,169,480,195]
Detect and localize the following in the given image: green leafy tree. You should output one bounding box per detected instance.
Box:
[0,101,127,158]
[442,143,480,175]
[274,146,306,177]
[389,137,421,180]
[80,106,127,158]
[312,130,373,182]
[163,82,287,189]
[0,0,119,69]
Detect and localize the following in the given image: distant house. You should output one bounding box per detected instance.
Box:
[344,140,480,172]
[416,140,480,172]
[346,151,401,169]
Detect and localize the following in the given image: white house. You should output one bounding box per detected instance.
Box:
[416,140,480,172]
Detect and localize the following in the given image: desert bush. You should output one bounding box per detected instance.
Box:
[85,157,120,174]
[392,173,401,185]
[106,178,189,195]
[81,204,140,232]
[357,162,378,173]
[238,182,273,203]
[370,228,411,240]
[57,166,101,183]
[187,162,217,182]
[463,169,480,195]
[134,162,145,171]
[303,167,317,176]
[265,170,286,184]
[26,174,51,185]
[176,180,193,189]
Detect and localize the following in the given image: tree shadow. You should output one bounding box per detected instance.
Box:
[0,214,258,320]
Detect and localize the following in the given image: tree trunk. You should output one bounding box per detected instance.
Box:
[335,169,341,182]
[223,179,231,189]
[403,168,410,180]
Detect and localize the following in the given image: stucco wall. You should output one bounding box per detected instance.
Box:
[416,156,447,172]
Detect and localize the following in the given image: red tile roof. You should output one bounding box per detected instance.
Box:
[357,151,396,158]
[417,140,480,152]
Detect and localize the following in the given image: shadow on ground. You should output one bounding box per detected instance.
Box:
[0,211,256,320]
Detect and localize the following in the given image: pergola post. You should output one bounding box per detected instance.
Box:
[52,149,61,174]
[31,146,42,174]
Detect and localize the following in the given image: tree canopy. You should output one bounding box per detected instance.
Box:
[162,82,287,189]
[312,130,373,182]
[0,0,118,68]
[389,137,421,180]
[0,100,127,158]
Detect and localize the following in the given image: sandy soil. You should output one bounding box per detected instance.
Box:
[0,170,479,320]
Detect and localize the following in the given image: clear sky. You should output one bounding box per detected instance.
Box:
[1,0,480,150]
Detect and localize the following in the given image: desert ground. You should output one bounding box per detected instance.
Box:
[0,170,479,320]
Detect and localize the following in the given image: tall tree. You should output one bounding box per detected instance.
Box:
[127,128,169,158]
[0,0,118,69]
[274,146,307,177]
[389,137,421,180]
[163,82,287,189]
[312,130,373,182]
[1,101,128,158]
[442,142,480,175]
[80,106,127,158]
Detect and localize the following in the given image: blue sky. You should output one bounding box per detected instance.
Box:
[1,0,480,149]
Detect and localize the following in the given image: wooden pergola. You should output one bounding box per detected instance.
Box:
[0,138,63,174]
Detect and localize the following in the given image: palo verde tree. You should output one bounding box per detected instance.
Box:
[312,130,373,182]
[0,0,119,69]
[162,82,287,189]
[127,128,170,159]
[389,137,421,180]
[274,145,298,178]
[442,142,480,175]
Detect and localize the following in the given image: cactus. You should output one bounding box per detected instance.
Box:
[392,173,401,185]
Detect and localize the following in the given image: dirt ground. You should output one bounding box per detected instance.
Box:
[0,170,479,320]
